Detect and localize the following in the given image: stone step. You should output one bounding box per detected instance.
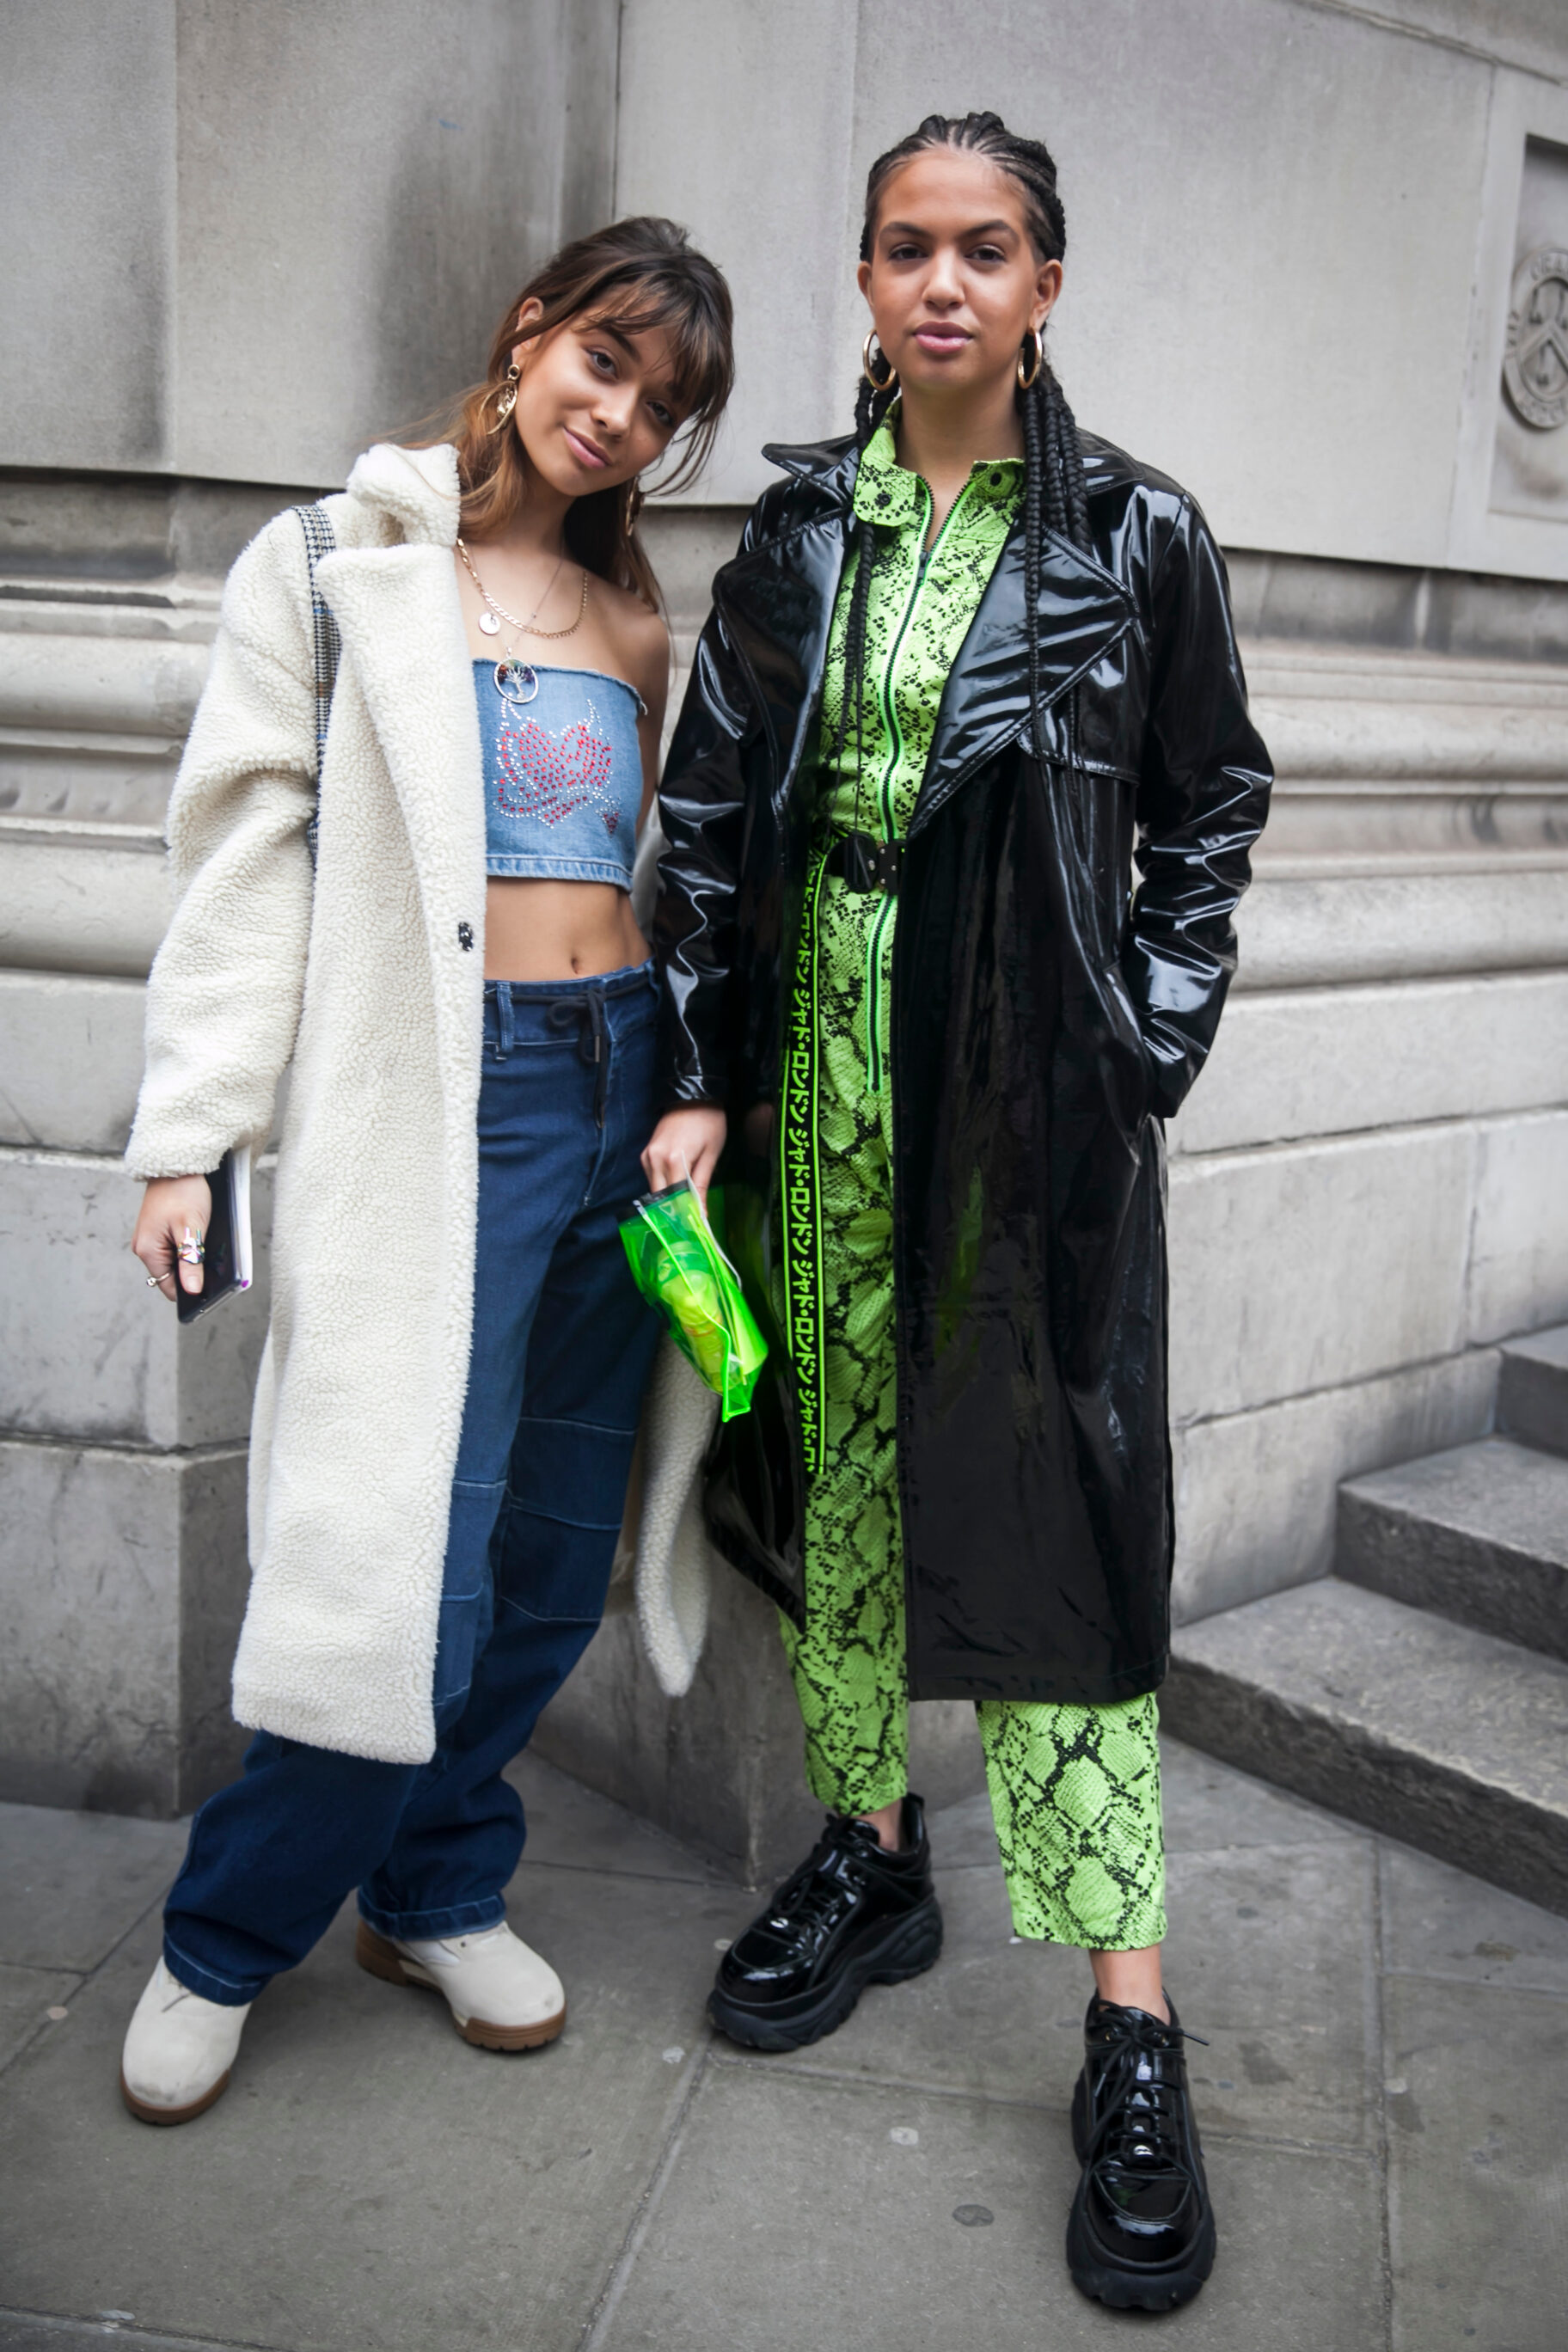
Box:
[1164,1579,1568,1916]
[1338,1436,1568,1662]
[1498,1324,1568,1459]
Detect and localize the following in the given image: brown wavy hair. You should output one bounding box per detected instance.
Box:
[413,218,733,613]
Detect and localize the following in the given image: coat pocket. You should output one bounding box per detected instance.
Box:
[1049,963,1157,1394]
[1094,957,1157,1142]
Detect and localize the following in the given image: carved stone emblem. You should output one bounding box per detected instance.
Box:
[1503,248,1568,430]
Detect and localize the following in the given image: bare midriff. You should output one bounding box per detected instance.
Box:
[483,876,649,983]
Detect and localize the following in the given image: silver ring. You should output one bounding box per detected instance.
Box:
[146,1270,172,1287]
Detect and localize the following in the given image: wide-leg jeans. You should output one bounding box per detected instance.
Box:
[162,965,661,2006]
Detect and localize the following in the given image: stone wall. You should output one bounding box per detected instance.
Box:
[1,0,617,487]
[3,1,1568,1855]
[615,0,1568,579]
[1170,628,1568,1620]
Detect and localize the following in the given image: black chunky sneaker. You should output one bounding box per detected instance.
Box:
[1066,1994,1216,2311]
[708,1796,942,2052]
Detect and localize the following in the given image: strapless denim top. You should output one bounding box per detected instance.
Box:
[475,660,644,888]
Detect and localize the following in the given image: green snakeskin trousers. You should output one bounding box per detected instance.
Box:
[777,858,1167,1950]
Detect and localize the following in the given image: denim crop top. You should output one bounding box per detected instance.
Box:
[475,661,644,887]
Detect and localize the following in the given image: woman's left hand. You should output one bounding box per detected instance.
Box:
[641,1106,726,1207]
[133,1173,215,1301]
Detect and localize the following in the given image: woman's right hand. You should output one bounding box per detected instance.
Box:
[641,1106,727,1208]
[133,1173,214,1301]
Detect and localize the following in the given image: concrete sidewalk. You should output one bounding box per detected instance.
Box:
[0,1738,1563,2351]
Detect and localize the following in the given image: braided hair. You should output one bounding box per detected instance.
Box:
[835,111,1089,783]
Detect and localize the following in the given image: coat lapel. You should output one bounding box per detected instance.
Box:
[313,531,487,1090]
[910,526,1137,836]
[718,433,1139,835]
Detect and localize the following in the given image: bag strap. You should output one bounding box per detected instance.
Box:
[292,502,341,867]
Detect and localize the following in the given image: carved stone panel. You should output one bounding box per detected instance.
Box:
[1503,247,1568,432]
[1491,138,1568,520]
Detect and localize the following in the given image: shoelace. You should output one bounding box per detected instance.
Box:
[1086,2010,1208,2173]
[768,1822,880,1951]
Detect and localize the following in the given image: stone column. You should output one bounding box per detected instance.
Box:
[0,0,617,1813]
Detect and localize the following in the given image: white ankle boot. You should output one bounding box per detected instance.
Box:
[120,1957,250,2124]
[355,1918,566,2049]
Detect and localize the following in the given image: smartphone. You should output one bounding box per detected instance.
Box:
[176,1147,254,1325]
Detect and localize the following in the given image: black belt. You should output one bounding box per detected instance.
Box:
[825,830,902,893]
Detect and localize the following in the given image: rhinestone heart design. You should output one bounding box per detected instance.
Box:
[495,705,619,833]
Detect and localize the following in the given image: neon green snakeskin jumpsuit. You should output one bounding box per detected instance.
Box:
[776,417,1165,1949]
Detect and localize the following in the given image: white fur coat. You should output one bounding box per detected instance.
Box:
[127,442,713,1762]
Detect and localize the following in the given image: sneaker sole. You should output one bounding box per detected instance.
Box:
[354,1921,567,2052]
[119,2066,232,2127]
[707,1893,943,2053]
[1066,2208,1216,2312]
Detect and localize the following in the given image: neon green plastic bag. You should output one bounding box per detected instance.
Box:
[620,1179,769,1419]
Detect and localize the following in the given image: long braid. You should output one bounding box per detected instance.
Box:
[1043,383,1066,541]
[832,371,896,818]
[832,514,875,815]
[1026,372,1092,767]
[1052,379,1091,554]
[1020,379,1048,763]
[857,111,1093,766]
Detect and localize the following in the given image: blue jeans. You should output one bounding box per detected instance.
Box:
[162,964,661,2006]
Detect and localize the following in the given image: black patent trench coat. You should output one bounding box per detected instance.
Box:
[652,430,1271,1706]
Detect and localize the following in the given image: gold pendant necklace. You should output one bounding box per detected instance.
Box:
[456,537,589,638]
[456,537,591,707]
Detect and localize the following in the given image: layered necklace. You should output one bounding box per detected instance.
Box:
[456,536,589,707]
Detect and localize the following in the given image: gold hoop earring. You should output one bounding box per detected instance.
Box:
[1016,329,1044,392]
[487,361,520,432]
[624,478,645,525]
[861,330,897,392]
